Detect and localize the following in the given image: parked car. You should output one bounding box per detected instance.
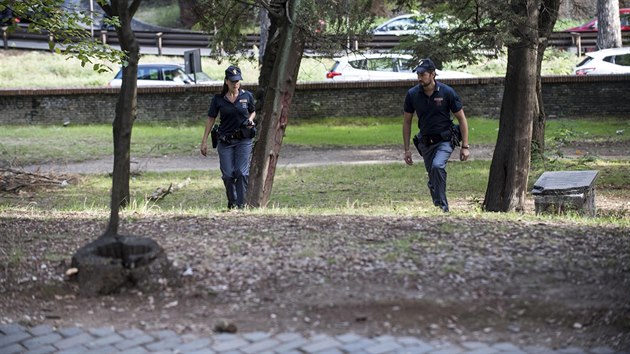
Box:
[0,7,16,26]
[573,47,630,75]
[325,53,475,81]
[564,8,630,32]
[372,13,452,37]
[187,71,221,84]
[108,63,221,87]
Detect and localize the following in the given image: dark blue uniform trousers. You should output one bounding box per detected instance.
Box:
[217,138,253,208]
[417,141,454,212]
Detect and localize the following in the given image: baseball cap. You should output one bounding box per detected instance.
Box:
[225,65,243,81]
[413,59,436,74]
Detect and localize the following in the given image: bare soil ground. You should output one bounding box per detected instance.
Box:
[17,141,629,176]
[1,142,629,351]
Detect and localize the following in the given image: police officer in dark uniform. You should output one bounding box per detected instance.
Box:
[200,65,256,209]
[402,59,470,212]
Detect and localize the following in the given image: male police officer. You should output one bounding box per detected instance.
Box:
[402,59,470,212]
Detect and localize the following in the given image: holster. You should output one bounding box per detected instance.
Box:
[210,125,219,148]
[412,134,422,156]
[450,125,462,147]
[413,124,462,155]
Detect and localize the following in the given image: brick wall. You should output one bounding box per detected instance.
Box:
[0,75,628,125]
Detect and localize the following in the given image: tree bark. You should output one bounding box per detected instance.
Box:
[247,0,305,208]
[483,0,539,212]
[258,7,270,64]
[597,0,622,49]
[178,0,197,29]
[102,0,141,237]
[532,0,561,157]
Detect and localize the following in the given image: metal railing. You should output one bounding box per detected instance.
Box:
[3,25,629,55]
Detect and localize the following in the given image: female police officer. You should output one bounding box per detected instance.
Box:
[402,59,470,212]
[200,65,256,209]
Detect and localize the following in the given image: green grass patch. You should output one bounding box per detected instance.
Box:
[2,159,628,226]
[1,118,628,165]
[135,3,181,28]
[546,119,630,144]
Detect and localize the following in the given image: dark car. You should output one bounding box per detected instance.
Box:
[0,7,16,26]
[564,8,630,32]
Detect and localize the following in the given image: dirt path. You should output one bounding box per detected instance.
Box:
[23,142,627,175]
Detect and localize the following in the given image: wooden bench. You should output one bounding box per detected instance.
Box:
[532,170,599,216]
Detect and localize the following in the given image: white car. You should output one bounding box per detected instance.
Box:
[372,13,452,37]
[108,63,221,87]
[573,47,630,75]
[325,53,475,81]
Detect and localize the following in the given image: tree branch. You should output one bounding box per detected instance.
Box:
[129,0,142,18]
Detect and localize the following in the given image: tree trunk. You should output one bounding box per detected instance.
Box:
[102,0,141,237]
[597,0,622,49]
[247,0,304,208]
[258,7,270,64]
[532,0,561,158]
[178,0,197,29]
[483,0,540,212]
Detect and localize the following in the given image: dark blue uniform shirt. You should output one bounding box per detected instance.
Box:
[208,89,255,136]
[403,82,463,136]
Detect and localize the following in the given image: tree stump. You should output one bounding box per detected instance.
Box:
[71,235,177,296]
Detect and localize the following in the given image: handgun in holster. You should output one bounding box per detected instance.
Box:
[412,134,422,156]
[210,125,219,148]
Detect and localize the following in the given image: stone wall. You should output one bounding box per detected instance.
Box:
[0,75,628,125]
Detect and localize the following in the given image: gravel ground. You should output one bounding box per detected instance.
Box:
[1,213,629,351]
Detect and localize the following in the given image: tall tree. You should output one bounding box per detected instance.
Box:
[100,0,142,237]
[178,0,197,28]
[247,0,305,207]
[483,0,539,212]
[0,0,138,233]
[597,0,622,49]
[532,0,561,157]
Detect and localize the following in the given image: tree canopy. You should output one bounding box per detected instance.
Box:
[0,0,124,71]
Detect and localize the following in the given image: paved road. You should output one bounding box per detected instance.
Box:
[1,323,627,354]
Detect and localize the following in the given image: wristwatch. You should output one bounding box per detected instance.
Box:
[461,145,470,149]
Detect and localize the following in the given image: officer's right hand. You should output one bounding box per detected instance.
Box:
[404,150,413,165]
[200,142,208,157]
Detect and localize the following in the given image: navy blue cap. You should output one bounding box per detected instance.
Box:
[413,59,436,74]
[225,65,243,81]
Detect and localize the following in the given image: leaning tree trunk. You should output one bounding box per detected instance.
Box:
[531,0,561,158]
[103,0,141,237]
[483,0,540,212]
[178,0,197,29]
[597,0,622,49]
[247,0,305,208]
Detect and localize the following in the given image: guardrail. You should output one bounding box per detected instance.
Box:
[3,25,629,55]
